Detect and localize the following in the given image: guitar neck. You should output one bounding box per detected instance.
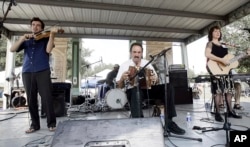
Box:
[229,53,246,64]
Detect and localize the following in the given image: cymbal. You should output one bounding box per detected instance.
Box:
[89,75,102,78]
[97,79,106,84]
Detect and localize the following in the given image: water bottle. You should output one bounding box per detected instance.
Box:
[186,112,192,129]
[160,113,165,127]
[205,102,211,112]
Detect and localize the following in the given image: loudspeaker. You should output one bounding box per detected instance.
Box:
[174,87,193,104]
[52,90,66,117]
[52,82,71,104]
[169,70,188,88]
[51,117,164,147]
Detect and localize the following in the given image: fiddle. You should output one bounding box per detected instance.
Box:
[34,28,64,40]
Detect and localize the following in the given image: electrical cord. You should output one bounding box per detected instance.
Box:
[0,113,17,121]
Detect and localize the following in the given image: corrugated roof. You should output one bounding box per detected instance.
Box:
[0,0,250,44]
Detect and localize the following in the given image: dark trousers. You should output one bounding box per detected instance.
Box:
[126,84,177,120]
[166,84,177,119]
[126,84,177,119]
[22,69,56,129]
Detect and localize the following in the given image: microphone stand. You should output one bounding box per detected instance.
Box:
[129,56,155,117]
[0,0,16,38]
[152,49,202,142]
[82,59,102,69]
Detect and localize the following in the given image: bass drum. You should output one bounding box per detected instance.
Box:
[11,96,26,108]
[105,89,127,109]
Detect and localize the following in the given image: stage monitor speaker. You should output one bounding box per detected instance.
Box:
[174,87,193,104]
[52,82,71,104]
[51,117,165,147]
[169,70,188,88]
[52,90,66,117]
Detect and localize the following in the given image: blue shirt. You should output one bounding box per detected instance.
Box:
[17,38,50,72]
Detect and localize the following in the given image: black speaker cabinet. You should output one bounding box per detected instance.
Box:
[52,90,66,117]
[174,87,193,104]
[169,70,188,88]
[52,82,71,104]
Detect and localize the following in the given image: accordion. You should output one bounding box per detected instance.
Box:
[127,66,155,89]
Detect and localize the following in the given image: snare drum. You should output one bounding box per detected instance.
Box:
[105,89,127,109]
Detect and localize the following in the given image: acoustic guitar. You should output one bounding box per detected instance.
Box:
[207,51,249,75]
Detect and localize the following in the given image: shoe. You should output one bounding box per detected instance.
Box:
[167,120,186,135]
[25,127,40,134]
[49,126,56,132]
[215,113,224,122]
[233,104,243,110]
[228,110,242,119]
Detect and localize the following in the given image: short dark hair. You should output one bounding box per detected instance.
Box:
[30,17,45,30]
[208,26,222,41]
[130,42,143,52]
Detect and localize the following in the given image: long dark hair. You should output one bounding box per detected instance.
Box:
[208,26,222,41]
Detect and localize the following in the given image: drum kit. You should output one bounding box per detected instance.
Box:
[74,77,128,113]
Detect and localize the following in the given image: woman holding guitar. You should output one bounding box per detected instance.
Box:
[205,26,242,122]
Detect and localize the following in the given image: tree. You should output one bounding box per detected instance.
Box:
[221,14,250,73]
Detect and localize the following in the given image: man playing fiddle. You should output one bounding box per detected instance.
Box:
[10,17,57,133]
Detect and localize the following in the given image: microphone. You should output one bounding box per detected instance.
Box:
[242,28,250,32]
[221,42,240,48]
[242,28,250,33]
[159,47,171,56]
[100,57,103,63]
[149,48,172,58]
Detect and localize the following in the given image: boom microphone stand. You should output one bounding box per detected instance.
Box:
[129,55,155,117]
[202,75,233,147]
[0,0,17,38]
[152,48,202,142]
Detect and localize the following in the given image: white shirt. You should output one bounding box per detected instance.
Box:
[116,59,157,89]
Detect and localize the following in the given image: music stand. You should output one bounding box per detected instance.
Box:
[152,48,202,142]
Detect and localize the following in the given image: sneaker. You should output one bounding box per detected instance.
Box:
[167,120,186,135]
[215,113,224,122]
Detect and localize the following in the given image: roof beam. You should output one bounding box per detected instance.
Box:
[185,1,250,44]
[4,18,199,34]
[18,0,224,20]
[12,31,184,42]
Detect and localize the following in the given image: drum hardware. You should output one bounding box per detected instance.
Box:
[68,94,98,114]
[4,72,27,109]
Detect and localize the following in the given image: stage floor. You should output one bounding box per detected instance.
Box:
[1,94,250,147]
